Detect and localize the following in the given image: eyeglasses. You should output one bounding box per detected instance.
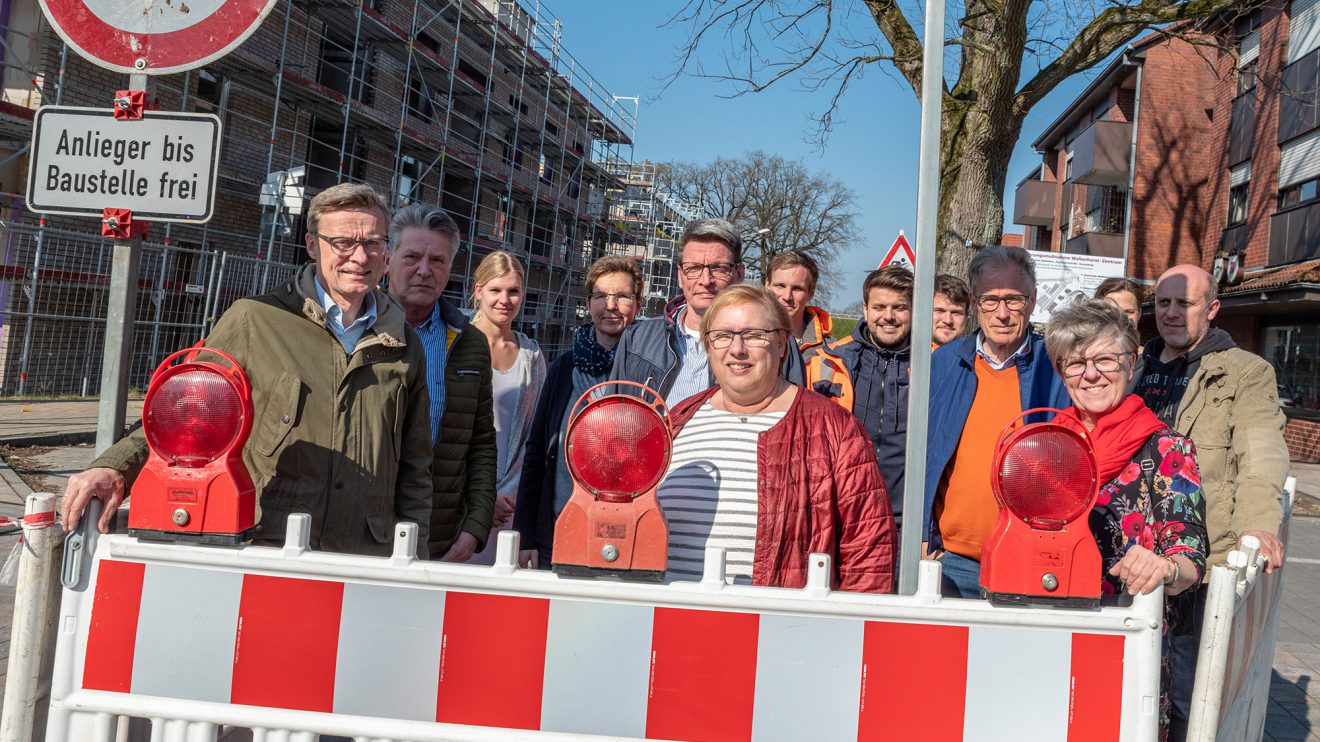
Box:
[679,262,736,279]
[589,291,637,306]
[1060,352,1131,378]
[317,234,388,256]
[704,328,784,349]
[976,293,1030,312]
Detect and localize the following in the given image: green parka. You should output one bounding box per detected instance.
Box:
[426,298,498,557]
[92,264,433,556]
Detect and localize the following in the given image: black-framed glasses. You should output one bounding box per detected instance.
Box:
[1059,352,1131,378]
[679,262,736,279]
[704,328,784,349]
[317,233,388,256]
[589,291,638,306]
[976,293,1029,312]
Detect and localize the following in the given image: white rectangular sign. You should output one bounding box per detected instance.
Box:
[26,106,221,222]
[1027,249,1126,324]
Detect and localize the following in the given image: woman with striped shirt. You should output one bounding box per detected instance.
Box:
[656,284,896,592]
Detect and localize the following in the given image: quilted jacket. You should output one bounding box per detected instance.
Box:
[667,386,896,592]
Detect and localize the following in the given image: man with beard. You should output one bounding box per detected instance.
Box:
[932,274,970,347]
[807,265,912,539]
[1132,264,1288,740]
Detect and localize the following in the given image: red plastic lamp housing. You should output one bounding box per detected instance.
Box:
[145,367,246,466]
[979,409,1102,607]
[566,396,670,502]
[553,382,672,580]
[128,347,256,545]
[995,426,1097,530]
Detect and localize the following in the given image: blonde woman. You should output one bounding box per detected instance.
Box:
[467,250,546,565]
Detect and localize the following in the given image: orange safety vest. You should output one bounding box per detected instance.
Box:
[805,337,856,413]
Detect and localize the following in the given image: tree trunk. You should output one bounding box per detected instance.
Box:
[933,99,1025,280]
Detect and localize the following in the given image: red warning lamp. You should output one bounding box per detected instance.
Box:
[552,382,671,580]
[979,409,1102,607]
[128,347,256,545]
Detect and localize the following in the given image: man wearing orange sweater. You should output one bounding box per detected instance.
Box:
[922,246,1069,598]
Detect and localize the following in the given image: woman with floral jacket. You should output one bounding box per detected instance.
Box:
[1045,300,1207,740]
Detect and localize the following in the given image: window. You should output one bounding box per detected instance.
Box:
[1228,182,1250,223]
[1236,60,1257,96]
[1263,323,1320,418]
[1279,177,1319,209]
[457,59,488,90]
[492,194,510,240]
[408,77,435,124]
[193,69,229,122]
[318,32,375,105]
[396,156,422,205]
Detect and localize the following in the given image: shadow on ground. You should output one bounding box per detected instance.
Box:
[1268,669,1315,740]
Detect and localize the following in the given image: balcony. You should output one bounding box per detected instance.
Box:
[1221,222,1249,255]
[1064,231,1124,258]
[1270,201,1320,265]
[1280,49,1320,144]
[1229,93,1256,166]
[1070,120,1132,187]
[1013,179,1057,227]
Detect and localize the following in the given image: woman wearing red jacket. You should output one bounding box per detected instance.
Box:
[656,283,896,592]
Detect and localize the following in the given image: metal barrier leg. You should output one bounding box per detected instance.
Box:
[0,493,60,742]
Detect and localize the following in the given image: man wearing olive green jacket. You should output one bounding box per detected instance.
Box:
[1133,264,1289,740]
[60,184,433,557]
[386,203,498,561]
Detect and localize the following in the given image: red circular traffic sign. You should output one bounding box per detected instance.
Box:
[38,0,277,74]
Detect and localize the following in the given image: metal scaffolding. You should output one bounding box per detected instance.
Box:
[0,0,679,395]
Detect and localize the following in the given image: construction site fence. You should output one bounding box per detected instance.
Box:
[0,220,301,397]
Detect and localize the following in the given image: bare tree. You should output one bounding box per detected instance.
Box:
[661,150,859,299]
[665,0,1253,276]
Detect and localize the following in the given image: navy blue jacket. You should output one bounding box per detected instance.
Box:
[814,326,910,526]
[608,299,805,400]
[513,349,605,563]
[922,332,1070,549]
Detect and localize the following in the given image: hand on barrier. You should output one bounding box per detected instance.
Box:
[1110,544,1173,595]
[1240,530,1284,573]
[61,467,126,534]
[920,541,944,561]
[519,549,538,569]
[492,495,514,529]
[439,532,478,562]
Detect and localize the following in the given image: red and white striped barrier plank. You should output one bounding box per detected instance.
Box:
[81,559,1129,742]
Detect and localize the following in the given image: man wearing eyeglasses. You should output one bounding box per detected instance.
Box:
[515,256,644,568]
[921,245,1070,598]
[609,218,805,408]
[62,183,434,558]
[1133,264,1288,740]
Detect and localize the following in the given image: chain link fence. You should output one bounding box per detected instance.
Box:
[0,221,300,396]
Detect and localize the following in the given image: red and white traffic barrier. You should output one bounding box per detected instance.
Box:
[45,515,1167,742]
[1,492,60,742]
[1186,476,1296,742]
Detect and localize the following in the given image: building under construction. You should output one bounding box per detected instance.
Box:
[0,0,696,395]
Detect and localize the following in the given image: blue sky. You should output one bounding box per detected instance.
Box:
[545,2,1101,308]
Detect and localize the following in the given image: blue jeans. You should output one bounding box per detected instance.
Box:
[939,551,982,599]
[1166,589,1207,742]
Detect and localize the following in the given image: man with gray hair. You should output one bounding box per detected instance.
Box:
[609,217,805,406]
[921,245,1069,598]
[61,183,433,557]
[386,203,498,562]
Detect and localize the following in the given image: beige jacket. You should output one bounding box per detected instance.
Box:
[1172,347,1288,574]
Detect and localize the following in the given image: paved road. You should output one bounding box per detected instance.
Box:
[0,412,1317,738]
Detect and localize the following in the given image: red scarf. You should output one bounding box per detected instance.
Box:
[1060,395,1166,485]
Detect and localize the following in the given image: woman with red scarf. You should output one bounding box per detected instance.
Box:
[1045,299,1207,738]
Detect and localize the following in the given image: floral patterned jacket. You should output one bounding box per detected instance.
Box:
[1089,429,1209,600]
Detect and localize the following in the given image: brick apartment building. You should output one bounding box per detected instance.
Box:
[1013,0,1320,461]
[0,0,688,395]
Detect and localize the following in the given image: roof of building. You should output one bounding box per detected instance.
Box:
[1226,259,1320,294]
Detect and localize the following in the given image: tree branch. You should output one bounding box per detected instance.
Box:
[859,0,927,100]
